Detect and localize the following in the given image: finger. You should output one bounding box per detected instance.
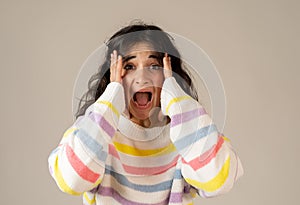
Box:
[163,53,170,69]
[110,50,118,82]
[158,110,164,122]
[115,55,123,83]
[163,53,172,78]
[110,52,115,82]
[110,53,114,82]
[121,65,126,77]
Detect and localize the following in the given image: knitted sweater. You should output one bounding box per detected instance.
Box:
[48,77,243,205]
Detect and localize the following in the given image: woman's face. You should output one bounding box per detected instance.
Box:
[121,42,165,127]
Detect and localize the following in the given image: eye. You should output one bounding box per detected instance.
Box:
[124,64,135,70]
[149,64,162,70]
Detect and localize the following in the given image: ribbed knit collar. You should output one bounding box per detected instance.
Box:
[118,114,169,141]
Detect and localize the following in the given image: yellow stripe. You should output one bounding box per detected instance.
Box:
[97,100,120,117]
[185,156,230,192]
[83,192,96,205]
[222,136,231,142]
[53,156,81,195]
[63,127,77,138]
[166,96,191,114]
[113,141,176,157]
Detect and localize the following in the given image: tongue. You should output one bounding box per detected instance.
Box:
[135,93,149,106]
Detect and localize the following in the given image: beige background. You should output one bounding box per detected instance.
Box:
[1,0,299,204]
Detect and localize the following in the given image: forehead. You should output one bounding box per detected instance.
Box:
[124,42,158,56]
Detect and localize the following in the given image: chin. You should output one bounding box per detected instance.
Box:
[130,110,150,121]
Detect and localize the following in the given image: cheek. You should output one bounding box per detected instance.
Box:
[121,77,132,103]
[153,75,164,88]
[122,74,133,91]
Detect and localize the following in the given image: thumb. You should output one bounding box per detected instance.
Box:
[158,110,164,122]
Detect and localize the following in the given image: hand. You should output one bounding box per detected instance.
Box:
[149,107,170,127]
[150,53,172,126]
[110,50,125,83]
[163,53,172,79]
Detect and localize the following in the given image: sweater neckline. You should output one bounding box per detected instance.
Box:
[118,114,169,141]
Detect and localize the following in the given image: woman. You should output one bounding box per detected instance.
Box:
[48,22,243,205]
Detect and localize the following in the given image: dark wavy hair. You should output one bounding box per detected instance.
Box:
[75,21,198,119]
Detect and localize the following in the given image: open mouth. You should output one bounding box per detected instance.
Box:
[133,91,153,107]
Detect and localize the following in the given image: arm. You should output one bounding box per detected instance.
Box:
[48,51,125,195]
[48,82,125,195]
[161,77,243,197]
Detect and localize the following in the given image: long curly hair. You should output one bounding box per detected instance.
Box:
[75,21,198,119]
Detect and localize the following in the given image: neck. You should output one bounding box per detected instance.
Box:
[129,110,170,128]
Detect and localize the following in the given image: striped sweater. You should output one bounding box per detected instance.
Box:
[48,77,243,205]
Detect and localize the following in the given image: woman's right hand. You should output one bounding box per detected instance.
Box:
[110,50,125,83]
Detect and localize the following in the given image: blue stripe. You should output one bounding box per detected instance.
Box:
[174,169,183,179]
[105,166,175,192]
[174,124,217,151]
[75,129,107,162]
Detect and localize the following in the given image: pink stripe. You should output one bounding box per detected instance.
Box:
[66,145,100,183]
[109,143,120,159]
[183,136,224,171]
[122,156,179,175]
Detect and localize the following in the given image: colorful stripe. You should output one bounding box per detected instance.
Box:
[97,100,120,117]
[166,96,192,114]
[53,156,81,195]
[108,143,120,159]
[83,192,96,205]
[75,129,107,162]
[185,156,230,192]
[169,192,183,203]
[63,127,77,138]
[113,141,176,157]
[122,156,179,175]
[174,124,217,151]
[105,167,173,192]
[66,145,100,183]
[88,112,116,138]
[98,186,169,205]
[183,137,224,170]
[170,107,207,127]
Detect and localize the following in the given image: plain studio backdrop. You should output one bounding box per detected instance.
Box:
[1,0,299,204]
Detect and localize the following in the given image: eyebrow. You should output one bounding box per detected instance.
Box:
[122,54,160,63]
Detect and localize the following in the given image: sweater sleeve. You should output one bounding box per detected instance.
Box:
[161,77,243,197]
[48,82,125,195]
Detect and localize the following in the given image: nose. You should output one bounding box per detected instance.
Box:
[134,68,150,85]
